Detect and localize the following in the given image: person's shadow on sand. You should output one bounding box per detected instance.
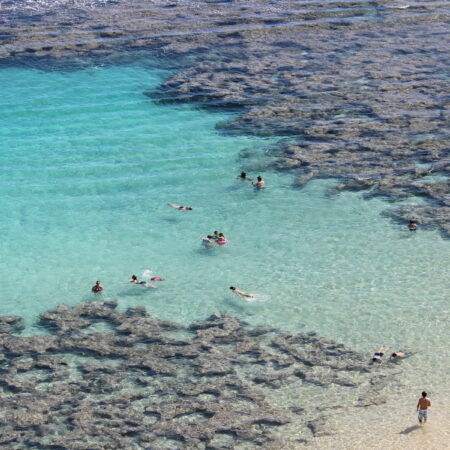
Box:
[399,424,421,435]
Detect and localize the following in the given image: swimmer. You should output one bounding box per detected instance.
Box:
[390,351,412,361]
[124,275,157,288]
[125,275,148,285]
[252,176,265,189]
[167,203,193,211]
[211,231,220,240]
[91,281,103,293]
[216,233,228,245]
[408,220,418,231]
[391,351,406,358]
[229,286,253,298]
[371,347,388,364]
[238,171,252,181]
[202,236,214,248]
[150,276,164,282]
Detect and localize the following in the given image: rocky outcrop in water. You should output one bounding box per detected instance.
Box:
[0,300,396,448]
[1,0,448,235]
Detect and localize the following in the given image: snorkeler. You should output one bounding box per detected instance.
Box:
[229,286,253,298]
[408,220,418,231]
[371,347,388,364]
[150,276,164,282]
[167,203,193,211]
[252,176,265,189]
[390,351,413,361]
[91,281,103,293]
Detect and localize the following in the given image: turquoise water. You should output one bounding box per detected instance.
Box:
[1,62,449,404]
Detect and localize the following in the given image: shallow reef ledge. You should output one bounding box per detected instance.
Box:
[2,1,449,236]
[0,300,398,448]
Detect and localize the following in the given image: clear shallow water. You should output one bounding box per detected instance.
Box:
[1,62,449,444]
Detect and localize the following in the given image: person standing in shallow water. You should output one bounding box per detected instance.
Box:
[417,391,431,424]
[91,281,103,293]
[408,220,418,231]
[252,176,265,189]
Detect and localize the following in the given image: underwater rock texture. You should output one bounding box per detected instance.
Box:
[0,300,396,448]
[1,0,449,235]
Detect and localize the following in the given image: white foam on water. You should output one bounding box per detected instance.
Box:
[142,269,153,280]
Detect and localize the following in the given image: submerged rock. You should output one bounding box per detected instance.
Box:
[0,301,398,447]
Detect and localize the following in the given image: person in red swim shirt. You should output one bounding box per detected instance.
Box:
[91,281,103,293]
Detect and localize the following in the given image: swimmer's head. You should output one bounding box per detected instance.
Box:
[214,231,219,235]
[131,275,137,281]
[257,176,262,181]
[371,357,379,362]
[240,171,246,178]
[422,391,427,398]
[391,353,397,357]
[219,233,224,237]
[178,206,184,209]
[229,286,236,291]
[207,235,214,239]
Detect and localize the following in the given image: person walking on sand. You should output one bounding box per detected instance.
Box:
[229,286,253,298]
[417,391,431,424]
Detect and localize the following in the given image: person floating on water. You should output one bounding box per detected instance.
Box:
[408,220,418,231]
[150,276,164,282]
[390,351,410,360]
[129,275,147,285]
[417,391,431,424]
[371,347,388,364]
[230,286,253,298]
[124,274,164,288]
[252,176,265,189]
[167,203,193,211]
[91,281,103,293]
[216,233,228,245]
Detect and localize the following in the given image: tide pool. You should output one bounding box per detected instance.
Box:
[1,62,449,432]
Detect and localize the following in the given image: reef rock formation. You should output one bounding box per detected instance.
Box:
[1,0,449,235]
[0,300,396,448]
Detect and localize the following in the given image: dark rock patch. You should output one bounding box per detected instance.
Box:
[0,301,399,447]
